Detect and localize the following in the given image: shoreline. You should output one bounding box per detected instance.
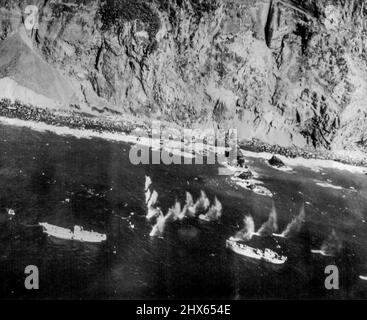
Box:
[240,140,367,168]
[0,100,366,173]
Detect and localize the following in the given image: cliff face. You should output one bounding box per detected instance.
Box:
[0,0,367,154]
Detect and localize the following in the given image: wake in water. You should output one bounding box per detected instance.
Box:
[233,216,255,241]
[275,204,306,238]
[311,229,342,257]
[257,203,278,236]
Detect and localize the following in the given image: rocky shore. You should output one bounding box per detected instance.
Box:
[0,99,140,135]
[0,98,366,168]
[241,140,367,168]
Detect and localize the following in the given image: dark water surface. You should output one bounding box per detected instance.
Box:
[1,124,367,299]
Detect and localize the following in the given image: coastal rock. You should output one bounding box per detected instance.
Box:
[268,155,285,168]
[237,170,253,181]
[0,0,366,157]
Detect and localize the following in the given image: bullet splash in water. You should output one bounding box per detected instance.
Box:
[257,203,278,236]
[147,190,158,208]
[150,208,177,237]
[235,216,255,241]
[144,176,160,220]
[146,206,161,220]
[320,229,342,256]
[145,188,151,204]
[195,190,210,213]
[200,197,223,222]
[145,175,160,220]
[149,210,166,237]
[172,200,185,220]
[145,175,152,191]
[281,204,305,238]
[186,191,194,206]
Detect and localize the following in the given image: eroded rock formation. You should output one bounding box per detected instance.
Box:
[0,0,366,155]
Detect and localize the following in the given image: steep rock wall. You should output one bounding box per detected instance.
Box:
[0,0,366,154]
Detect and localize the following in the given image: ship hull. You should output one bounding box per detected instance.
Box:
[39,223,106,243]
[226,240,287,265]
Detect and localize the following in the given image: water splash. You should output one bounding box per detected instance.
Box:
[186,191,194,206]
[146,206,161,220]
[179,191,197,218]
[181,203,197,218]
[200,197,223,222]
[280,205,305,238]
[234,216,255,241]
[146,190,159,220]
[149,210,166,237]
[145,175,152,191]
[150,208,177,237]
[214,197,223,218]
[145,188,151,204]
[144,175,160,221]
[195,190,210,213]
[147,190,158,208]
[172,200,185,220]
[257,203,278,236]
[313,229,342,257]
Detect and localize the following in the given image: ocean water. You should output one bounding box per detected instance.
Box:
[0,123,367,299]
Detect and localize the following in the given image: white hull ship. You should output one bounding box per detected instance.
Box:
[226,238,287,265]
[272,233,286,238]
[310,249,334,257]
[39,223,107,243]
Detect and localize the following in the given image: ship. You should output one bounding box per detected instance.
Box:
[310,249,335,257]
[226,238,287,265]
[39,223,107,243]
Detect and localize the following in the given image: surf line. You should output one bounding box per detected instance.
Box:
[136,304,170,318]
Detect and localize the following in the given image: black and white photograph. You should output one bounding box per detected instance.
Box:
[0,0,367,304]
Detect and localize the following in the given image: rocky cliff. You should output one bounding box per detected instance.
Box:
[0,0,367,156]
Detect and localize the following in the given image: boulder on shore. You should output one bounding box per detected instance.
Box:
[268,155,285,168]
[237,170,253,180]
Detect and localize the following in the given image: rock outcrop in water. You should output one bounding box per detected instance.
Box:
[1,0,367,156]
[268,155,285,168]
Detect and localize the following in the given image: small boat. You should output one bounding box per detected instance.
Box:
[7,209,15,216]
[232,178,273,198]
[359,275,367,281]
[226,238,287,265]
[311,249,334,257]
[39,223,107,243]
[272,233,286,238]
